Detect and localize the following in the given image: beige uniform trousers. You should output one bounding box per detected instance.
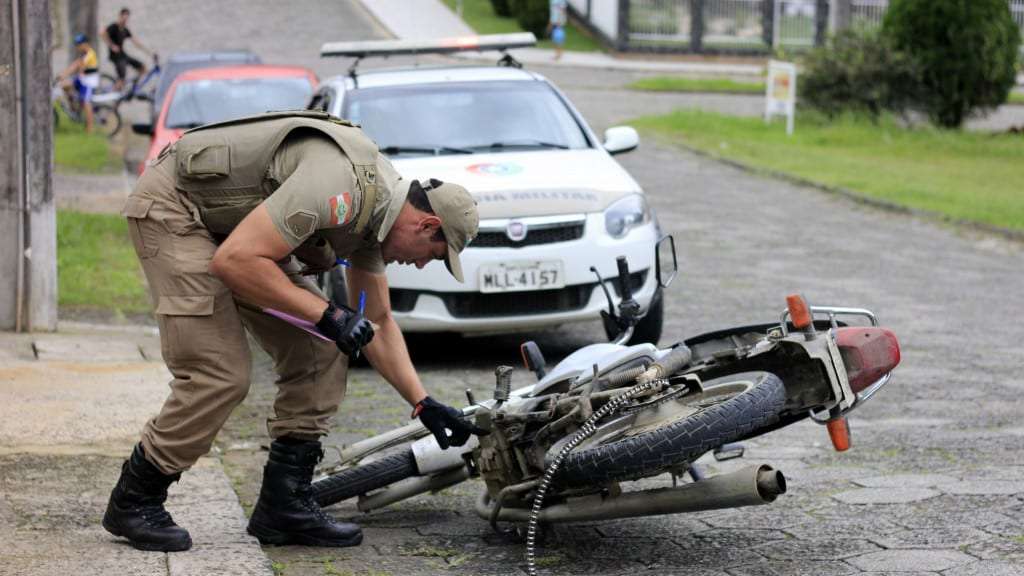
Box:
[123,155,346,475]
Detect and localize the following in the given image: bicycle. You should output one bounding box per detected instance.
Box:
[52,79,122,138]
[114,53,161,107]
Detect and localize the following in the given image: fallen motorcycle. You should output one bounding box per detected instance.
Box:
[311,236,901,574]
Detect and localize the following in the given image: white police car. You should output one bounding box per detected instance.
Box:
[314,34,667,343]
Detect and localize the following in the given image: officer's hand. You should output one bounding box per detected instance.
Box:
[315,302,374,356]
[412,396,488,449]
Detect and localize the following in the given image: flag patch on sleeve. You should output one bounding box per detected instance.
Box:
[328,192,353,226]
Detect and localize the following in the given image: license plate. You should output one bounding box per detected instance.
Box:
[479,261,565,294]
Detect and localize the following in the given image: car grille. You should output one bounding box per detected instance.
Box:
[443,284,594,318]
[470,222,585,249]
[388,271,646,319]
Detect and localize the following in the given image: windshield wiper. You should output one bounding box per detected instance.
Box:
[380,145,473,156]
[477,140,570,150]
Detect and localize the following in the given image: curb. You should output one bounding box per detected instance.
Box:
[647,133,1024,244]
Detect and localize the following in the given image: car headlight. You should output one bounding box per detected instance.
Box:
[604,194,650,238]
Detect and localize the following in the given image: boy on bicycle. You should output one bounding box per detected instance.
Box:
[56,33,99,133]
[102,7,153,91]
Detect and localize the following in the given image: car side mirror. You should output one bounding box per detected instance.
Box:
[603,126,639,155]
[131,122,153,136]
[655,234,678,289]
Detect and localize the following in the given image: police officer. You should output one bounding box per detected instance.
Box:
[103,111,484,552]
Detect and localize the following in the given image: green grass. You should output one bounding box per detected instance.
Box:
[632,110,1024,231]
[629,76,765,94]
[442,0,603,52]
[57,210,150,314]
[1009,92,1024,105]
[53,108,121,173]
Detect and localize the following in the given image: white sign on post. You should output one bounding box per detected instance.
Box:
[765,60,797,135]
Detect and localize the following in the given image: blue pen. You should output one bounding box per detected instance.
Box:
[354,289,367,360]
[336,258,351,268]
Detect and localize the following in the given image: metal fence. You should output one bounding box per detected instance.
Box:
[702,0,765,47]
[850,0,887,29]
[774,0,819,47]
[616,0,1024,54]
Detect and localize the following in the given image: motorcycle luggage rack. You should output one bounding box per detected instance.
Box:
[778,305,878,336]
[781,306,893,423]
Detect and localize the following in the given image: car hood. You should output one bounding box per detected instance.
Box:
[391,149,642,219]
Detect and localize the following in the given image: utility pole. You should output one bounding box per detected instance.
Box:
[1,0,57,332]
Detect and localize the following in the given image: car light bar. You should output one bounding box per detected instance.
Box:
[320,33,537,58]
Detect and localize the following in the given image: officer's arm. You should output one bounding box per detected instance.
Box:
[346,265,428,406]
[209,204,328,323]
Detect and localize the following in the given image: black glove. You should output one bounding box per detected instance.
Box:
[315,302,374,356]
[412,396,488,449]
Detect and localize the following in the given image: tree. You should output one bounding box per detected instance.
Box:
[883,0,1021,128]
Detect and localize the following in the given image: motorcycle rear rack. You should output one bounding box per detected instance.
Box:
[777,305,893,423]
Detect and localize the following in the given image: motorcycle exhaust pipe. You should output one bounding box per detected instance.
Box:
[357,467,470,512]
[474,464,785,524]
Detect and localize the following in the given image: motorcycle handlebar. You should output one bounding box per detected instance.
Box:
[616,256,633,302]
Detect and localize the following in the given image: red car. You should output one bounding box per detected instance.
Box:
[136,64,318,169]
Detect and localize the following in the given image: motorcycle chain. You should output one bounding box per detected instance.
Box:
[525,378,666,576]
[617,383,692,415]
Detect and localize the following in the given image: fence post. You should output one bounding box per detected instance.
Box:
[763,0,775,50]
[831,0,852,32]
[691,0,704,53]
[815,0,830,45]
[617,0,630,50]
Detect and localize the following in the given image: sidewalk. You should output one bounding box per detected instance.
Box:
[359,0,765,77]
[0,324,274,576]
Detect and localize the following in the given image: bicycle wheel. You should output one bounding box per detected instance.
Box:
[93,104,122,138]
[99,72,117,93]
[312,448,418,507]
[552,371,786,486]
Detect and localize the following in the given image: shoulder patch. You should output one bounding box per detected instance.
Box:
[328,192,353,226]
[285,210,319,239]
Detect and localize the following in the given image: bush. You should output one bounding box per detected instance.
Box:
[490,0,512,17]
[883,0,1021,128]
[800,28,919,120]
[516,0,550,38]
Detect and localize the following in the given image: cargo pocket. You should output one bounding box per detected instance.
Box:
[122,196,159,259]
[198,195,264,235]
[156,295,218,363]
[179,144,230,180]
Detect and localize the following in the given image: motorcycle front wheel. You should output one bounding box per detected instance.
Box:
[551,371,786,487]
[312,448,417,508]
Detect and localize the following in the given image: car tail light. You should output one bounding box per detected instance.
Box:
[835,327,901,394]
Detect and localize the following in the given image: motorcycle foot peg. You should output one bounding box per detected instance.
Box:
[713,443,745,461]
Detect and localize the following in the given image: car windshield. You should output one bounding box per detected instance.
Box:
[165,77,313,129]
[343,81,590,156]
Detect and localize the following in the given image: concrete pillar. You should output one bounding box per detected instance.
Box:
[1,0,57,332]
[690,0,704,53]
[831,0,852,32]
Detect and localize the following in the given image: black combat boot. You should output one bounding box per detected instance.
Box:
[102,443,192,552]
[246,437,362,547]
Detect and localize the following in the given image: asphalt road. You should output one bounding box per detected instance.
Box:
[107,2,1024,574]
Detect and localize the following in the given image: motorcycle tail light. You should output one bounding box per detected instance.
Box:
[786,294,813,330]
[835,327,901,394]
[827,416,851,451]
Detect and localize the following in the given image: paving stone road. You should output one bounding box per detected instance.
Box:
[98,1,1024,574]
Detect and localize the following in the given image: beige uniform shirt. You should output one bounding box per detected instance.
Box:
[262,134,406,273]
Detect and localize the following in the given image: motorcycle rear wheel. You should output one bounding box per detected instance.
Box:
[552,371,786,487]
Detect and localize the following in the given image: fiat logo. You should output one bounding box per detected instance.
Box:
[506,221,528,242]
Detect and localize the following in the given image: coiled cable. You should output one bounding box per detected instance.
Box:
[525,378,663,575]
